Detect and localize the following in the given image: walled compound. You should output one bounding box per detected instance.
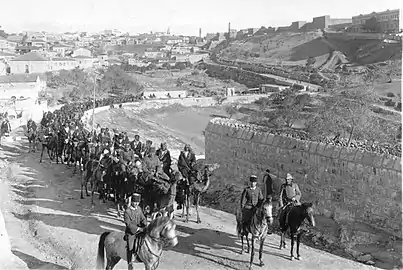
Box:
[205,117,402,237]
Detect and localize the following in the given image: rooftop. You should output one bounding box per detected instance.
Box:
[72,55,94,59]
[12,52,49,61]
[52,57,77,61]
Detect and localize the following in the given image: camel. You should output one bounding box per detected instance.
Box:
[181,161,220,223]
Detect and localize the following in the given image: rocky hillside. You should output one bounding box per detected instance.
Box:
[219,31,402,69]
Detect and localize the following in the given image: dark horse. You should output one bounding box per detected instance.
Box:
[150,170,182,220]
[39,128,60,164]
[26,125,38,153]
[279,202,316,261]
[236,199,274,270]
[96,216,178,270]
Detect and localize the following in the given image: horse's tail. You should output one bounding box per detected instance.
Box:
[96,231,110,270]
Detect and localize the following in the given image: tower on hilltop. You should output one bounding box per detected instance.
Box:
[199,28,202,38]
[167,27,171,35]
[227,22,231,40]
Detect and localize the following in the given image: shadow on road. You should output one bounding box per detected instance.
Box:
[173,223,288,269]
[11,250,69,269]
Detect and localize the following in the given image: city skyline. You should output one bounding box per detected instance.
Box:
[1,0,401,36]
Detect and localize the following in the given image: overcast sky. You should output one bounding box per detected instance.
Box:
[1,0,401,35]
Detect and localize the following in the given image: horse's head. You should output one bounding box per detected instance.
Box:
[257,199,274,225]
[146,217,178,248]
[301,202,315,227]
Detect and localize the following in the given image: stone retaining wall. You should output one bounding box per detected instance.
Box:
[205,118,402,237]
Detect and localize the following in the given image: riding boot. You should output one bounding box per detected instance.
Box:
[126,236,133,270]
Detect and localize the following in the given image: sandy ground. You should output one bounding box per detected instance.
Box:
[0,134,380,270]
[0,111,381,270]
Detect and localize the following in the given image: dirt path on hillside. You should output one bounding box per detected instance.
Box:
[0,127,382,270]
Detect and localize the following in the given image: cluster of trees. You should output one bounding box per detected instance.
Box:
[45,66,143,103]
[121,61,188,73]
[247,87,401,145]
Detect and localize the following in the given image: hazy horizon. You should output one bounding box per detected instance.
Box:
[1,0,401,36]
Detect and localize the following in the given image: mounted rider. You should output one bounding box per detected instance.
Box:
[124,193,147,270]
[27,118,37,132]
[118,142,136,179]
[130,134,142,158]
[1,118,11,136]
[279,173,301,208]
[142,147,170,182]
[240,175,264,227]
[156,142,172,177]
[278,173,302,225]
[177,144,196,185]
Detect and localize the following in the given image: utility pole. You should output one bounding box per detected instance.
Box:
[91,71,100,132]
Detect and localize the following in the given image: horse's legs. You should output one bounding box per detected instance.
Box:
[249,236,255,270]
[80,172,86,199]
[296,233,302,260]
[279,231,287,249]
[246,234,250,253]
[240,234,244,254]
[195,192,201,224]
[185,190,190,223]
[258,238,265,266]
[290,233,295,260]
[40,145,45,163]
[105,256,120,270]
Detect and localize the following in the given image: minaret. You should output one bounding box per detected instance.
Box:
[228,22,231,40]
[199,28,202,39]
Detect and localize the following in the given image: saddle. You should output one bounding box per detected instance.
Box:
[124,231,145,264]
[280,201,296,227]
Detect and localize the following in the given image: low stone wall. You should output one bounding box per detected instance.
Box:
[204,118,402,237]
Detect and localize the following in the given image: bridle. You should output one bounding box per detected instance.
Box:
[143,221,178,270]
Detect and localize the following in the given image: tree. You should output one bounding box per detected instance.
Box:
[175,62,186,70]
[98,65,143,95]
[224,102,239,118]
[213,95,227,105]
[363,17,381,32]
[306,86,381,145]
[306,56,316,67]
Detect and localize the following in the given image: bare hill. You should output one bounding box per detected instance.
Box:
[220,31,402,69]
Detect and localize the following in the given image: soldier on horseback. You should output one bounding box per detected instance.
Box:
[177,144,196,184]
[118,142,136,180]
[1,117,11,136]
[156,142,172,177]
[130,134,142,158]
[123,193,147,270]
[278,173,302,225]
[240,175,264,228]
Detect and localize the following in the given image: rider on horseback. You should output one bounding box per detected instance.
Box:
[156,142,172,177]
[27,118,37,131]
[124,193,147,270]
[1,118,11,136]
[142,147,170,181]
[177,144,196,185]
[240,175,264,227]
[278,173,302,225]
[118,143,135,180]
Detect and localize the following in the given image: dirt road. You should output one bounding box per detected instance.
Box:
[0,126,380,270]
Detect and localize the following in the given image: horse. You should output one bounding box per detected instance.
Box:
[96,216,178,270]
[26,126,38,153]
[39,128,60,164]
[236,199,274,270]
[278,202,316,261]
[180,161,220,223]
[151,170,182,220]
